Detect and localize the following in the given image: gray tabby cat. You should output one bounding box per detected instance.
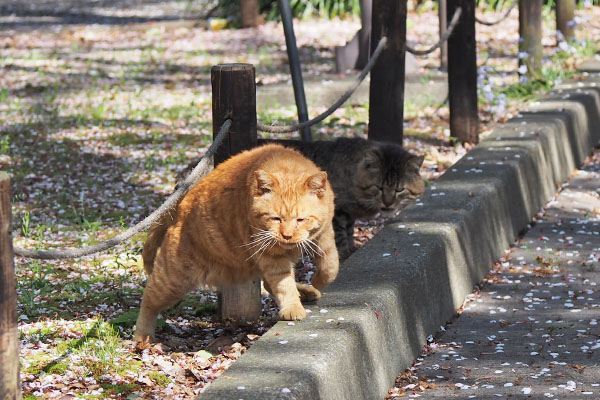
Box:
[179,138,425,260]
[268,138,425,259]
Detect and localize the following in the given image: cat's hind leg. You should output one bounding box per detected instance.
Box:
[296,283,321,302]
[134,254,198,343]
[311,225,339,290]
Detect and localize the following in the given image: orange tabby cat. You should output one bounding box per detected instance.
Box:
[135,144,339,342]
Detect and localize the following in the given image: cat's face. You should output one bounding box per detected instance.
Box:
[379,155,425,216]
[250,170,332,254]
[355,149,425,216]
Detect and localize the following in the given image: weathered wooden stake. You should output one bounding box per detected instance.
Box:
[240,0,260,28]
[439,0,448,70]
[368,0,407,145]
[519,0,543,80]
[211,64,262,322]
[0,172,21,400]
[556,0,576,42]
[447,0,479,144]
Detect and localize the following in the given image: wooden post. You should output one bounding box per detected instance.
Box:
[0,172,21,400]
[556,0,576,42]
[211,64,262,321]
[368,0,407,145]
[240,0,260,28]
[519,0,543,80]
[439,0,448,70]
[447,0,479,144]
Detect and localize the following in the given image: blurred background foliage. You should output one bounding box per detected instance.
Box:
[209,0,599,23]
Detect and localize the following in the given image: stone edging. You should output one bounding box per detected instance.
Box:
[198,66,600,400]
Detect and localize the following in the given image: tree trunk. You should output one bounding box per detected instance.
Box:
[556,0,576,42]
[240,0,260,28]
[519,0,543,80]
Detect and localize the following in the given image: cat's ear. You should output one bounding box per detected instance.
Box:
[305,171,328,198]
[407,155,425,170]
[255,170,274,195]
[363,148,382,171]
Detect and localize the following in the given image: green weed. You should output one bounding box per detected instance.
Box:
[21,210,31,237]
[0,135,9,154]
[0,88,8,103]
[100,383,141,397]
[149,371,172,387]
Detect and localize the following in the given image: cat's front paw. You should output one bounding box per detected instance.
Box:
[134,333,155,350]
[279,303,307,320]
[297,283,321,302]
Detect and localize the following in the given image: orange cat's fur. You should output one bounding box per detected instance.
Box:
[135,144,339,342]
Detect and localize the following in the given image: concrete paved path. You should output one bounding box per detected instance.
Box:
[392,149,600,399]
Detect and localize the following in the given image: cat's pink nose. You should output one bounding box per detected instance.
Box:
[282,234,292,241]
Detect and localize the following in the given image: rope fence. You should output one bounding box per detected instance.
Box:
[12,0,550,259]
[257,36,387,134]
[406,6,462,56]
[475,0,518,26]
[13,119,232,260]
[16,37,392,258]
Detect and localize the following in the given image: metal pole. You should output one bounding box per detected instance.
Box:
[278,0,312,142]
[439,0,448,70]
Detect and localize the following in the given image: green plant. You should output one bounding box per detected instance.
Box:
[214,0,361,22]
[0,135,9,154]
[149,371,172,386]
[21,210,31,237]
[476,0,598,10]
[0,88,8,103]
[267,0,361,20]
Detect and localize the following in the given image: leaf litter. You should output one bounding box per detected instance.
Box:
[1,0,598,398]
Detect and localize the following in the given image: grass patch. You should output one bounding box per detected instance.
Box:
[100,383,141,397]
[148,371,172,386]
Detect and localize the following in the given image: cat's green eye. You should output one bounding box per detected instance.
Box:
[395,188,406,194]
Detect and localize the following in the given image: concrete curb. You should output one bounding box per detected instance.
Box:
[199,68,600,400]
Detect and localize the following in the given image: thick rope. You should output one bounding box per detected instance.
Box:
[256,36,387,134]
[14,119,232,260]
[475,0,517,26]
[406,7,462,56]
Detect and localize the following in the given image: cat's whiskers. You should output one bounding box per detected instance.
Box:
[250,230,271,238]
[246,236,275,261]
[296,242,307,260]
[240,229,274,249]
[298,241,310,258]
[304,238,325,256]
[258,239,278,259]
[299,238,323,257]
[240,233,273,248]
